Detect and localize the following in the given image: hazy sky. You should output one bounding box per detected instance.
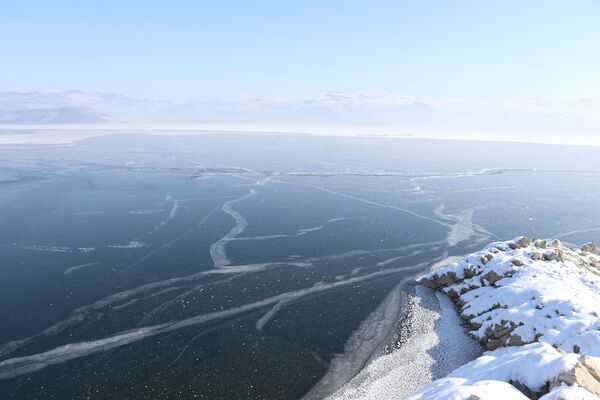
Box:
[2,0,599,102]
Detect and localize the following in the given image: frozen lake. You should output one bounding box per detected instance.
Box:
[1,132,600,399]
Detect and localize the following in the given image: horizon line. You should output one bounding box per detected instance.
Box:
[0,123,598,148]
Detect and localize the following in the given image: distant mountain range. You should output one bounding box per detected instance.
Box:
[0,90,170,124]
[1,90,598,144]
[0,90,438,125]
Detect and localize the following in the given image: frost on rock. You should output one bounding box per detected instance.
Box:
[410,237,600,399]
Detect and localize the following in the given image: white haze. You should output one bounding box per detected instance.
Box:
[1,90,599,146]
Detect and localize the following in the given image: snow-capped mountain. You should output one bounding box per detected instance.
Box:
[2,90,599,146]
[0,90,170,123]
[0,90,435,125]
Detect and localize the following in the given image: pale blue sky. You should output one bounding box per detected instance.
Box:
[1,0,599,102]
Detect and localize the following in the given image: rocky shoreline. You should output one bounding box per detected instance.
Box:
[409,237,600,399]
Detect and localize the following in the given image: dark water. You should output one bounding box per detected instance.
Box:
[1,133,600,399]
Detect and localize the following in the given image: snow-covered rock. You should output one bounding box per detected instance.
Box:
[410,237,600,399]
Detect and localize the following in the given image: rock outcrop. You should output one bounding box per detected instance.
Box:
[407,237,600,400]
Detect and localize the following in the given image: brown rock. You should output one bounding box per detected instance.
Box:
[480,254,493,265]
[491,325,513,339]
[470,320,482,329]
[437,271,459,287]
[506,333,526,346]
[418,277,439,289]
[509,380,540,399]
[553,361,600,397]
[464,265,478,278]
[483,270,503,285]
[419,270,461,288]
[516,237,532,248]
[530,252,542,261]
[581,242,598,254]
[486,338,504,350]
[581,356,600,383]
[543,249,564,262]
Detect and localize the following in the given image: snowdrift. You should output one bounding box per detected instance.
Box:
[410,237,600,399]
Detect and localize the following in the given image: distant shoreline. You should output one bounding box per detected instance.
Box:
[0,125,599,147]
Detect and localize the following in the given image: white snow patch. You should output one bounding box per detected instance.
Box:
[23,245,71,253]
[108,241,147,249]
[409,237,600,399]
[324,286,481,400]
[63,261,102,275]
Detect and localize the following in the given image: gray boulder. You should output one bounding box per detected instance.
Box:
[581,242,598,254]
